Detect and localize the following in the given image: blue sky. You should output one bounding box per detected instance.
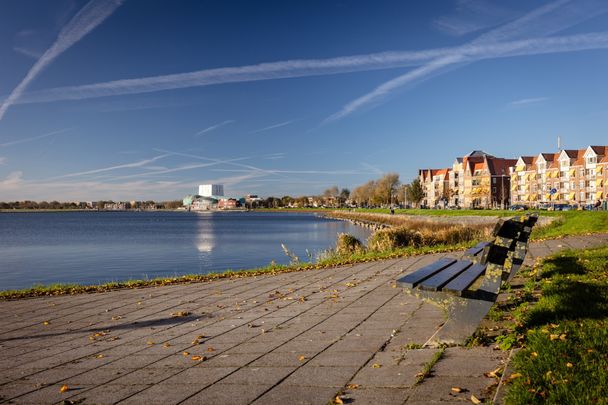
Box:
[1,0,608,201]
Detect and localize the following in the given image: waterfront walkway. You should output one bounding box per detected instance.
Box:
[1,234,607,405]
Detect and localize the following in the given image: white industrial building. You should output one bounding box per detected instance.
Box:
[198,184,224,198]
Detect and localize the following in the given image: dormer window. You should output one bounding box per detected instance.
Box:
[560,160,569,168]
[538,163,546,171]
[587,156,597,165]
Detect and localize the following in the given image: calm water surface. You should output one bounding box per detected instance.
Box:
[0,211,371,290]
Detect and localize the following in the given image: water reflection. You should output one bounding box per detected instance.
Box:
[195,214,215,253]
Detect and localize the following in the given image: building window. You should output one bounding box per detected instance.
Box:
[492,187,497,193]
[587,156,597,165]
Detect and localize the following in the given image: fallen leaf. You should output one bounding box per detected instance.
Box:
[451,387,463,393]
[163,343,171,348]
[371,363,382,369]
[559,334,567,341]
[346,383,360,390]
[470,394,481,404]
[171,311,191,317]
[298,355,306,361]
[484,367,502,378]
[43,321,50,326]
[566,362,573,368]
[96,354,104,359]
[146,340,155,345]
[207,347,215,352]
[334,396,344,404]
[59,384,69,393]
[182,351,190,356]
[530,352,538,358]
[550,334,559,341]
[191,355,205,361]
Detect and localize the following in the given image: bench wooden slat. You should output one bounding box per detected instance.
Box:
[464,241,490,257]
[442,263,487,295]
[418,260,473,292]
[397,257,457,288]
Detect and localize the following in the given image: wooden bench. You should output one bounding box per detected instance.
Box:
[397,214,538,345]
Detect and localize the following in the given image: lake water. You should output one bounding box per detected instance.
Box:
[0,211,371,290]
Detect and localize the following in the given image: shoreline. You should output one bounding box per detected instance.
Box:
[0,241,477,301]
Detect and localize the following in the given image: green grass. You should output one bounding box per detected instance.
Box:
[530,211,608,240]
[504,246,608,404]
[415,347,445,385]
[350,208,608,240]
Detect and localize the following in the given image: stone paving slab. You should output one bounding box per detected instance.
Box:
[1,234,606,404]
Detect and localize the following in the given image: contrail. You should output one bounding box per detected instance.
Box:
[0,128,71,147]
[249,120,295,134]
[7,31,608,106]
[195,120,235,136]
[323,0,608,123]
[0,0,124,121]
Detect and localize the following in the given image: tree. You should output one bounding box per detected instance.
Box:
[339,188,350,206]
[406,178,425,208]
[375,173,400,206]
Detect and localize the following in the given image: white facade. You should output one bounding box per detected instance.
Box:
[198,184,224,197]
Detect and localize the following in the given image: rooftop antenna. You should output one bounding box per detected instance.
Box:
[557,135,562,151]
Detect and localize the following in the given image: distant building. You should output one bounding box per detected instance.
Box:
[511,145,608,207]
[218,198,239,210]
[419,150,516,209]
[198,184,224,198]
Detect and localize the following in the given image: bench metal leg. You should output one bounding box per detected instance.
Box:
[404,289,497,346]
[426,297,495,346]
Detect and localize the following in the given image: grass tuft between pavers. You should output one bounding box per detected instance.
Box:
[504,245,608,404]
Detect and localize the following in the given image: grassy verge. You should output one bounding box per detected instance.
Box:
[489,246,608,404]
[0,241,476,300]
[332,208,608,240]
[530,210,608,240]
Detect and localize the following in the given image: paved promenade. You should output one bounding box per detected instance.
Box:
[1,234,607,405]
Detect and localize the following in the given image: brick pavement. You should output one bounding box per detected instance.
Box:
[1,234,607,405]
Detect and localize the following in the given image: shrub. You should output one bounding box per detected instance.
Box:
[335,233,364,255]
[367,227,424,251]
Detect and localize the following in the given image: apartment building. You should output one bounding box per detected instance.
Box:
[419,168,450,208]
[511,145,608,207]
[419,151,515,209]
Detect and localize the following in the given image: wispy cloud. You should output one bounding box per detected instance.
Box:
[195,120,235,136]
[8,31,608,107]
[55,154,171,179]
[508,97,549,107]
[434,0,516,36]
[249,120,295,134]
[13,46,43,59]
[0,171,23,187]
[0,0,123,121]
[0,157,6,165]
[323,0,608,123]
[0,128,70,148]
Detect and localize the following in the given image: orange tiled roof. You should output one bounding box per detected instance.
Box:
[540,153,555,161]
[520,156,535,164]
[573,149,586,166]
